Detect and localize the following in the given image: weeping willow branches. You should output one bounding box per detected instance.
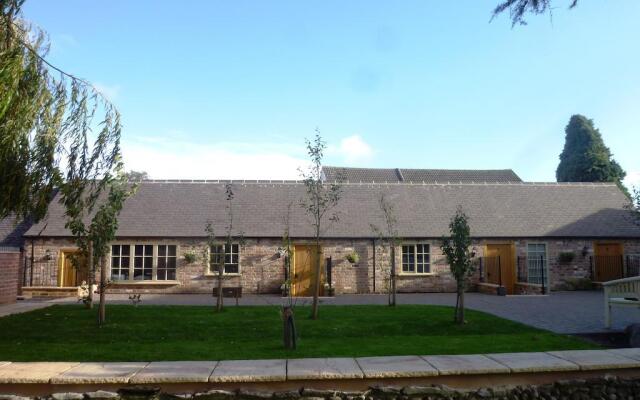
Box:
[492,0,579,26]
[0,0,122,222]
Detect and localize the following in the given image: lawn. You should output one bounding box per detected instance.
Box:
[0,304,598,361]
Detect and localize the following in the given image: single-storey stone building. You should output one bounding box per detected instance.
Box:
[2,167,640,301]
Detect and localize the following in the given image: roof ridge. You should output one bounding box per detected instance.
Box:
[135,180,618,187]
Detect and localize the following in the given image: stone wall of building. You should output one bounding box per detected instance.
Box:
[0,249,21,304]
[24,236,640,295]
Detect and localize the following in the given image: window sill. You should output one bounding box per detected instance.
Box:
[204,273,241,277]
[398,273,436,277]
[110,280,180,285]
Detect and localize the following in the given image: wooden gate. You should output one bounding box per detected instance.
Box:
[58,250,88,287]
[594,242,624,282]
[485,244,516,294]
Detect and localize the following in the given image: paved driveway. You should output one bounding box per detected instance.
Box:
[3,291,638,334]
[99,290,640,334]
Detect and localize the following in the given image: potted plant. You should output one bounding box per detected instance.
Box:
[558,251,575,263]
[183,251,197,264]
[346,251,360,264]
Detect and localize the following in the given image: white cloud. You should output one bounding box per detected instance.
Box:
[329,135,374,164]
[122,136,308,180]
[93,82,122,102]
[625,170,640,189]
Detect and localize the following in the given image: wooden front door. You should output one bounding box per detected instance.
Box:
[594,242,624,282]
[58,251,88,287]
[485,244,516,294]
[292,245,320,297]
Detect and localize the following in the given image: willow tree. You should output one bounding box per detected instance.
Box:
[492,0,578,26]
[1,0,122,223]
[299,131,342,320]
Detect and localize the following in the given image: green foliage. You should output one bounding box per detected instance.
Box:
[0,304,598,361]
[556,115,626,193]
[0,1,122,221]
[125,170,149,182]
[183,252,197,264]
[345,251,360,264]
[441,207,474,284]
[441,207,474,324]
[492,0,578,26]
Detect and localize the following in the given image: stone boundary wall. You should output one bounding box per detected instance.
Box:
[3,376,640,400]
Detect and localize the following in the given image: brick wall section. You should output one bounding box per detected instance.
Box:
[26,237,640,294]
[0,250,21,304]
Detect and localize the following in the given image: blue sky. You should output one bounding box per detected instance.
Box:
[23,1,640,185]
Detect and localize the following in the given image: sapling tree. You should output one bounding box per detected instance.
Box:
[280,202,297,349]
[206,183,244,313]
[370,193,401,307]
[63,166,136,325]
[299,130,342,320]
[628,188,640,226]
[441,207,474,325]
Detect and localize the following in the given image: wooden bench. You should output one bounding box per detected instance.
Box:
[603,276,640,328]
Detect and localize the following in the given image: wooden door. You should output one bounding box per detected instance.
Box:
[485,244,516,294]
[58,251,87,287]
[293,245,320,297]
[594,242,623,282]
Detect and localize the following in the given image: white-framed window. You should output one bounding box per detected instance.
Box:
[134,244,154,280]
[527,243,547,285]
[157,245,177,280]
[110,245,131,281]
[401,243,431,274]
[110,244,179,282]
[209,244,240,274]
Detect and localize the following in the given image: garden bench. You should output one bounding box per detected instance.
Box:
[603,276,640,328]
[212,286,242,305]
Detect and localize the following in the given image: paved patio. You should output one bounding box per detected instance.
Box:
[2,291,639,334]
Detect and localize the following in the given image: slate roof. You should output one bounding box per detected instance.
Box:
[322,166,522,183]
[24,181,640,239]
[0,214,32,248]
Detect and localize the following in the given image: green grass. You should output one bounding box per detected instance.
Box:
[0,304,599,361]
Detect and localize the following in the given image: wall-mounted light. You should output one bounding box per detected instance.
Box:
[582,246,589,257]
[276,247,288,258]
[43,249,52,261]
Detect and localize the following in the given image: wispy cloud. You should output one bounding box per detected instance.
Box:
[93,82,122,102]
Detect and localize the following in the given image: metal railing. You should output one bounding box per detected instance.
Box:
[516,255,546,294]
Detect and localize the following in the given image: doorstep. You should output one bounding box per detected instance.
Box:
[2,349,640,395]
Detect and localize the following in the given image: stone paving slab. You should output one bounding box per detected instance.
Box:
[422,354,509,375]
[356,356,437,378]
[607,348,640,362]
[0,362,79,384]
[0,362,10,368]
[210,359,286,382]
[130,361,218,383]
[486,352,579,373]
[287,358,363,380]
[51,363,148,384]
[548,350,640,371]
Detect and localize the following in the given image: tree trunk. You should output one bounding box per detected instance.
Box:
[216,265,223,312]
[455,284,465,324]
[98,256,106,326]
[390,244,396,307]
[86,242,94,309]
[311,239,321,320]
[453,291,460,323]
[282,306,297,349]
